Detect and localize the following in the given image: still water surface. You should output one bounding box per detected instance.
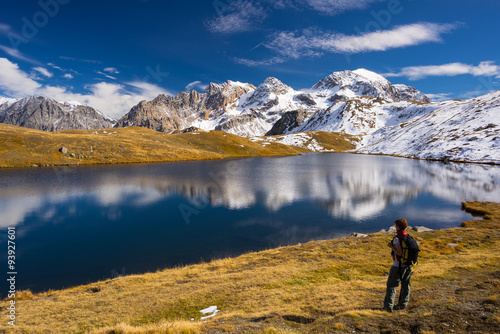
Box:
[0,153,498,293]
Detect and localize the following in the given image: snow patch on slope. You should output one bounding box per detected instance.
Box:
[251,133,332,152]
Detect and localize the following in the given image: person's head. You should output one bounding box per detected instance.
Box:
[395,218,408,231]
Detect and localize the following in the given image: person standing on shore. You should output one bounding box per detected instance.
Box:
[383,218,413,312]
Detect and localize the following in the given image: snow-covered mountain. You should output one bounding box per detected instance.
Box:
[116,69,430,137]
[358,91,500,163]
[0,96,116,131]
[273,97,436,136]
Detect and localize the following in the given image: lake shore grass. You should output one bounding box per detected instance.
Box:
[0,124,356,168]
[1,201,498,333]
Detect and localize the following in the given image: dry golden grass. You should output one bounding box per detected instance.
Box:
[0,124,357,168]
[1,202,498,333]
[90,320,201,334]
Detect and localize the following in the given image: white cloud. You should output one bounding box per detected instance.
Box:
[207,1,267,34]
[63,73,74,79]
[266,23,456,58]
[233,56,286,66]
[304,0,383,15]
[47,62,64,71]
[126,81,172,100]
[327,23,456,53]
[103,67,120,74]
[238,22,457,66]
[33,67,53,78]
[0,44,39,64]
[185,80,208,91]
[97,71,117,80]
[0,58,42,96]
[384,61,500,80]
[0,57,173,119]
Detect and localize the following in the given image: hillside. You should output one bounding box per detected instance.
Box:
[0,124,355,168]
[1,201,498,333]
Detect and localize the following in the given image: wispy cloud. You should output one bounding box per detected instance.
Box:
[267,23,456,57]
[303,0,383,15]
[206,1,267,34]
[0,45,40,64]
[63,73,74,79]
[233,56,286,67]
[185,80,208,91]
[104,67,120,74]
[59,56,103,64]
[207,0,385,35]
[33,67,53,78]
[47,62,64,71]
[384,61,500,80]
[0,57,172,119]
[383,61,500,80]
[238,23,457,66]
[97,71,117,80]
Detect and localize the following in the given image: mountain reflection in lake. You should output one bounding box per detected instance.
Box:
[0,153,498,292]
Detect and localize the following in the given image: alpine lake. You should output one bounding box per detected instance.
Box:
[0,153,498,293]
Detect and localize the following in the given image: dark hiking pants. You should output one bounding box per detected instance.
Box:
[384,265,412,309]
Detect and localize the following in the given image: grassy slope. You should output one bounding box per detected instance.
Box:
[2,202,498,334]
[0,124,355,168]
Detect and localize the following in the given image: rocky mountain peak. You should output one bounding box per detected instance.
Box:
[258,77,292,94]
[204,80,255,96]
[0,96,116,131]
[242,77,293,109]
[312,68,428,103]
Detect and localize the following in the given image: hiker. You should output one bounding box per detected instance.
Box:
[383,218,413,312]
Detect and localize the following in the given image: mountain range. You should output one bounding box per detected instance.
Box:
[1,69,498,164]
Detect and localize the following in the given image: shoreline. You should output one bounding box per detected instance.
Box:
[1,124,498,168]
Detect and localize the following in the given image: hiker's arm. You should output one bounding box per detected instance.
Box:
[387,241,403,257]
[393,244,403,257]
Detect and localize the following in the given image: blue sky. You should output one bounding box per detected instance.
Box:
[0,0,499,118]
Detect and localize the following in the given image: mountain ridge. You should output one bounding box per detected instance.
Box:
[114,68,431,137]
[0,96,116,131]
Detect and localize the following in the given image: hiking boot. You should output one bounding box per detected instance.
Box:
[382,307,393,313]
[394,304,406,310]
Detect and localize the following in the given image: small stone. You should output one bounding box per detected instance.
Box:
[59,146,68,154]
[69,153,76,158]
[351,233,368,238]
[447,243,459,248]
[413,226,434,232]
